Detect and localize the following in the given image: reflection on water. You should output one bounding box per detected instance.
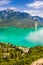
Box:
[0,27,43,47]
[26,27,43,46]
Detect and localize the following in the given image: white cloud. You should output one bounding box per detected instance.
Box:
[26,1,43,8]
[9,7,16,10]
[0,0,16,11]
[23,10,43,18]
[0,7,16,11]
[0,0,11,5]
[25,0,43,17]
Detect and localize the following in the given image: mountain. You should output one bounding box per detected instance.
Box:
[32,16,43,27]
[0,9,43,27]
[32,16,43,23]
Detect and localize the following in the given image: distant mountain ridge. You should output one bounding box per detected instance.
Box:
[0,9,43,27]
[32,16,43,23]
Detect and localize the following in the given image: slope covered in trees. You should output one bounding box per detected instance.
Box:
[0,9,43,27]
[0,43,43,65]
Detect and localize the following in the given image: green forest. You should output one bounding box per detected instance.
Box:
[0,43,43,65]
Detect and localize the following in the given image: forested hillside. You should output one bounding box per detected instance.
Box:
[0,43,43,65]
[0,9,43,27]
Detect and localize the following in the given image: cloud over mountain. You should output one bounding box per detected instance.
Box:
[26,1,43,8]
[25,0,43,17]
[0,0,43,17]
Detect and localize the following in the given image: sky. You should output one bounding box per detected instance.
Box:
[0,0,43,17]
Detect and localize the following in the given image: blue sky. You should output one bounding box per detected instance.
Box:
[0,0,43,17]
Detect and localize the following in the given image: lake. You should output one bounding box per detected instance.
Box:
[0,27,43,47]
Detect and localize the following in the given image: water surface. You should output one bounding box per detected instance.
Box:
[0,27,43,47]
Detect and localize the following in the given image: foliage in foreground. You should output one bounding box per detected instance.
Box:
[0,43,43,65]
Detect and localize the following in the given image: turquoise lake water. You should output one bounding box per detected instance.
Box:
[0,27,43,47]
